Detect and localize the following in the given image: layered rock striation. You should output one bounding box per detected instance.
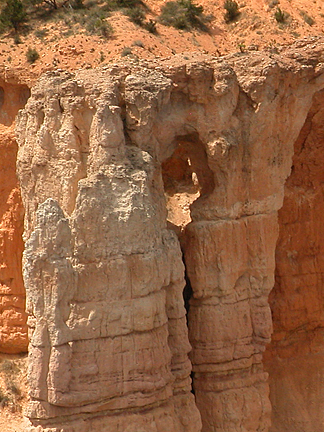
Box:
[13,38,324,431]
[0,78,30,354]
[16,68,201,431]
[265,87,324,431]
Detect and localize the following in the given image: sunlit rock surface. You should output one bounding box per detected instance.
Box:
[14,38,324,431]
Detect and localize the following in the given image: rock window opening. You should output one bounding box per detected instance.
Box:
[161,132,215,232]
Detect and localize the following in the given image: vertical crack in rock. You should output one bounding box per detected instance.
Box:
[160,131,215,400]
[183,269,193,324]
[182,268,195,396]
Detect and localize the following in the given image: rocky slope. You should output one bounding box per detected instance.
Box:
[3,38,323,431]
[2,0,324,75]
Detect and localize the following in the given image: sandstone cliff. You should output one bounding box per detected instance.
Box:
[4,37,324,431]
[264,83,324,432]
[0,78,30,354]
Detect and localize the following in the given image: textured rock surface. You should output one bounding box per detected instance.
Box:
[0,79,30,354]
[16,68,201,432]
[15,38,324,431]
[264,88,324,432]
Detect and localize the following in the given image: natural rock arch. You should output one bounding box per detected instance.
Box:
[161,131,215,231]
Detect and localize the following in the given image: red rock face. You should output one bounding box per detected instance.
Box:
[0,128,26,353]
[0,80,30,354]
[265,89,324,432]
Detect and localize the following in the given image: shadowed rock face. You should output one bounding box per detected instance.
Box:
[0,80,30,354]
[264,88,324,432]
[13,38,324,431]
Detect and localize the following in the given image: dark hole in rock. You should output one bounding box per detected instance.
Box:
[162,132,215,231]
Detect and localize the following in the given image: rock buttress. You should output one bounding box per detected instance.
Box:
[16,69,201,432]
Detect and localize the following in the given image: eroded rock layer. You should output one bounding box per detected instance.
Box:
[0,79,30,354]
[16,69,201,432]
[265,88,324,432]
[15,39,324,431]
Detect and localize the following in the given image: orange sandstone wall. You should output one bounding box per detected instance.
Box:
[0,80,29,354]
[265,89,324,432]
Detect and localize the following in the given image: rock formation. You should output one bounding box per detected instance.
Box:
[9,37,324,431]
[0,77,30,354]
[264,86,324,431]
[16,67,201,432]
